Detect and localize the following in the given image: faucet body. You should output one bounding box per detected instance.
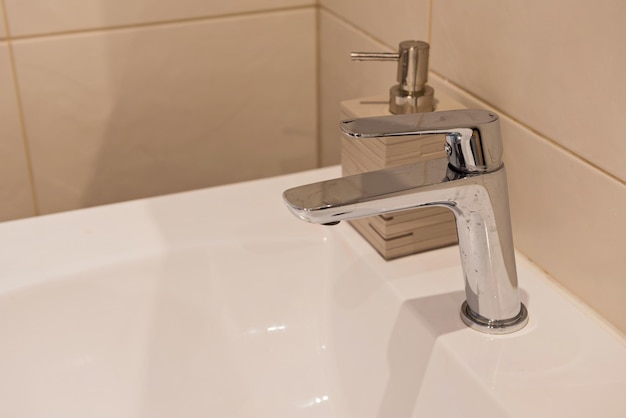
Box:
[283,109,528,334]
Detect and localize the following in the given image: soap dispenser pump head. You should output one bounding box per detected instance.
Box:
[397,40,429,94]
[351,40,435,114]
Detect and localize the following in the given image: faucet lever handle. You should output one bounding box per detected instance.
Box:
[341,109,503,174]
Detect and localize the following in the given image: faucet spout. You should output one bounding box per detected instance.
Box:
[283,109,528,334]
[283,157,452,224]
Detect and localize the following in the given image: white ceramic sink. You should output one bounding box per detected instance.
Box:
[0,167,624,418]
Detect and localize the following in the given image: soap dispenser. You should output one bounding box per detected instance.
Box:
[341,40,466,260]
[351,40,435,114]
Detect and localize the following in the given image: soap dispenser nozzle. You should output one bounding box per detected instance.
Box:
[351,40,434,114]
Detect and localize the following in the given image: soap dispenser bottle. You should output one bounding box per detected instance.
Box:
[341,40,465,260]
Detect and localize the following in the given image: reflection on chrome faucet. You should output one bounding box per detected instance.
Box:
[283,109,528,334]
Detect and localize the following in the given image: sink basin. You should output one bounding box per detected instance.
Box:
[0,166,624,417]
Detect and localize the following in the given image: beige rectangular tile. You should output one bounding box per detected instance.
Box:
[0,43,36,221]
[13,10,317,214]
[319,10,398,165]
[431,0,626,182]
[0,6,6,39]
[4,0,314,36]
[431,75,626,335]
[320,0,430,49]
[504,117,626,335]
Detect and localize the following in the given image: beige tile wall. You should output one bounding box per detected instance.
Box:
[0,1,317,217]
[0,5,6,38]
[0,44,36,220]
[317,1,626,334]
[4,0,313,36]
[431,0,626,182]
[319,0,430,49]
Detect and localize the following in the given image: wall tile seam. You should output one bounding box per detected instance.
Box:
[314,6,322,168]
[427,0,434,44]
[318,5,395,52]
[430,70,626,188]
[0,1,40,215]
[1,4,316,41]
[533,258,626,343]
[0,0,7,39]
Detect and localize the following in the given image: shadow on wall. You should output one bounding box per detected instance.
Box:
[56,9,317,210]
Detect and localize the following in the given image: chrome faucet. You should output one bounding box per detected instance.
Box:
[283,109,528,334]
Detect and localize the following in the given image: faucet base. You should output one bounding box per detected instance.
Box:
[461,302,529,334]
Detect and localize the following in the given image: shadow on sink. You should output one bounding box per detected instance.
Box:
[378,291,467,418]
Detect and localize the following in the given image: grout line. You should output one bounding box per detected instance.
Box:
[0,0,5,40]
[430,70,626,187]
[0,0,41,215]
[314,5,322,168]
[427,0,434,44]
[318,5,395,51]
[4,4,314,41]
